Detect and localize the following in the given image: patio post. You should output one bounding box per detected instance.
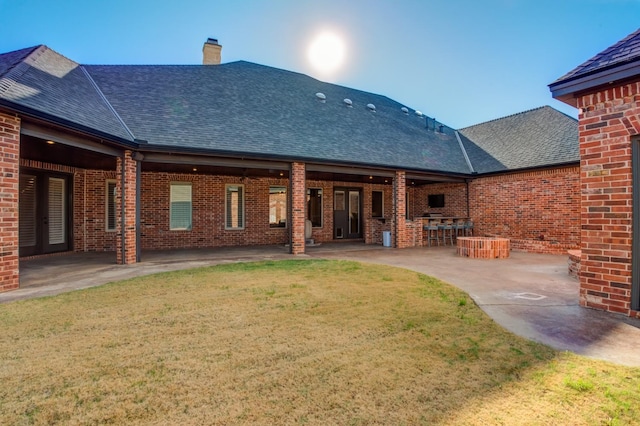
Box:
[116,151,138,264]
[290,162,306,254]
[0,113,20,291]
[393,170,408,248]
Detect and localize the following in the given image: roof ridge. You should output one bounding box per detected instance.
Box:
[459,106,549,130]
[0,45,46,96]
[81,65,136,141]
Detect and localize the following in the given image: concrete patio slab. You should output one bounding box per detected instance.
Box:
[4,244,640,367]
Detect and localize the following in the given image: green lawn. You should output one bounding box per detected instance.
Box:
[1,260,639,425]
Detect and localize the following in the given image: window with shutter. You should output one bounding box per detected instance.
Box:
[170,183,192,230]
[48,177,66,245]
[19,175,37,248]
[106,180,116,231]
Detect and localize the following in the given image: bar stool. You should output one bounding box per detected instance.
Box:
[425,220,440,247]
[438,219,454,245]
[464,219,474,236]
[453,219,466,240]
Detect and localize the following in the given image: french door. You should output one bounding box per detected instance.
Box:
[333,188,362,239]
[19,171,71,256]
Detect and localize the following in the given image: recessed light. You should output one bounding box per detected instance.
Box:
[192,167,198,172]
[46,140,55,145]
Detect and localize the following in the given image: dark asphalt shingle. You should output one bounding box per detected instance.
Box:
[553,28,640,84]
[1,44,578,176]
[459,106,578,173]
[0,46,134,142]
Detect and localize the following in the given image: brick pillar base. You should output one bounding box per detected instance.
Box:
[290,162,306,255]
[393,170,407,248]
[116,151,137,264]
[0,113,20,292]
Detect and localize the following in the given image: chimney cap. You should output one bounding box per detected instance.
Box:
[206,38,219,45]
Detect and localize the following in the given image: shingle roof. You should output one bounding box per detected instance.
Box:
[0,46,134,142]
[553,28,640,84]
[85,61,471,173]
[0,44,578,176]
[458,106,578,173]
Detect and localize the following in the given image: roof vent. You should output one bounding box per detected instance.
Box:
[415,110,423,117]
[343,98,353,107]
[367,103,376,112]
[401,107,409,115]
[315,92,326,103]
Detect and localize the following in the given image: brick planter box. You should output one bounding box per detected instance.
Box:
[456,237,510,259]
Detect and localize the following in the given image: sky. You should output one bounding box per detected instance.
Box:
[1,0,639,129]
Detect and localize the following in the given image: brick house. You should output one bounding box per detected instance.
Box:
[550,28,640,317]
[0,39,579,292]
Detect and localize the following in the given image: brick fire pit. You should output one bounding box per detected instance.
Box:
[456,237,510,259]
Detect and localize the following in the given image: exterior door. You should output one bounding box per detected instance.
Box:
[19,172,71,256]
[333,188,362,239]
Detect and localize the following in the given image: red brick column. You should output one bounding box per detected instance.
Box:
[0,113,20,292]
[577,81,640,316]
[116,151,137,264]
[393,170,408,248]
[290,162,306,254]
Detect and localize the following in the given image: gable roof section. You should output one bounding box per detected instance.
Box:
[85,61,472,173]
[550,28,640,106]
[0,45,135,142]
[458,106,578,173]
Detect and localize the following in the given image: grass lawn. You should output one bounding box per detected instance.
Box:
[1,259,639,425]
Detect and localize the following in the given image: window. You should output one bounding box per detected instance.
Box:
[406,191,410,219]
[226,184,244,229]
[269,186,287,227]
[372,190,383,218]
[428,194,445,208]
[106,180,116,231]
[307,188,322,227]
[170,183,192,230]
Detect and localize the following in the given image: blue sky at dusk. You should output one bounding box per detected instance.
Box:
[1,0,639,128]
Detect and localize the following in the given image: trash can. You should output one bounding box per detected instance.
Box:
[382,231,392,247]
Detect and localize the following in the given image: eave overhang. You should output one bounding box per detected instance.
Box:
[549,59,640,107]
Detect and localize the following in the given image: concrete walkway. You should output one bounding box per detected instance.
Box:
[4,244,640,367]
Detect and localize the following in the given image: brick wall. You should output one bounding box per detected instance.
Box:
[116,152,137,264]
[0,113,20,292]
[411,182,469,218]
[393,171,408,248]
[469,166,580,254]
[290,162,306,254]
[139,172,290,249]
[76,169,118,252]
[576,81,640,317]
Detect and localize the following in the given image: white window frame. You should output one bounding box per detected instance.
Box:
[170,182,192,231]
[269,186,287,228]
[225,184,245,230]
[105,179,117,232]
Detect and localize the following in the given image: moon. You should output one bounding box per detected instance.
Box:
[307,32,346,74]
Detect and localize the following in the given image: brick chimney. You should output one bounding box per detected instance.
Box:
[202,38,222,65]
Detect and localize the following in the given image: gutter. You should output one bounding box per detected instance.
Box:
[0,99,138,149]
